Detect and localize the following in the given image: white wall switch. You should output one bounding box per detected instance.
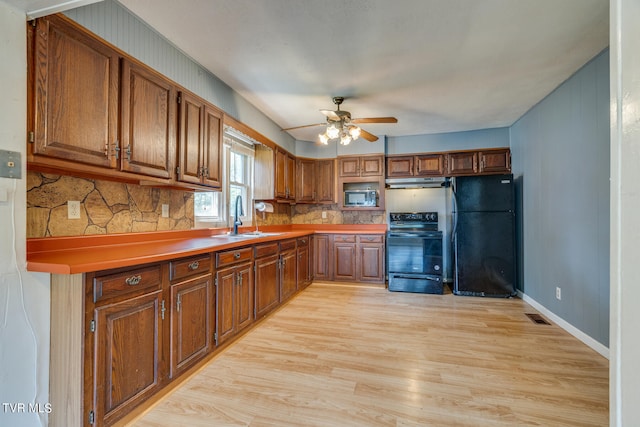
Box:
[162,204,169,218]
[321,211,327,219]
[68,201,81,219]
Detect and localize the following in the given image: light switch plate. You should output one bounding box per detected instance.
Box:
[162,204,169,218]
[0,150,21,179]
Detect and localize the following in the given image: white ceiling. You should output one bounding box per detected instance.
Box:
[9,0,609,144]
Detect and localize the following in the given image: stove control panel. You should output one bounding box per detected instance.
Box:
[389,212,438,223]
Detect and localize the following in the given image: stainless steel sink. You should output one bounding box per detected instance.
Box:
[241,232,284,237]
[211,232,284,239]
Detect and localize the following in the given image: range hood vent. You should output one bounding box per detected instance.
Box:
[385,177,449,189]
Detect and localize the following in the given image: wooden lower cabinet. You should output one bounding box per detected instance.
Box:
[215,262,253,345]
[297,236,311,288]
[333,235,357,281]
[357,235,385,283]
[94,291,164,425]
[254,243,280,319]
[313,233,385,284]
[313,234,332,281]
[169,275,212,378]
[280,239,298,302]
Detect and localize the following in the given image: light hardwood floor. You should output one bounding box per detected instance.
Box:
[128,282,608,426]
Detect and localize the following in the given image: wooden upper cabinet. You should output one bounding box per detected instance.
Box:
[339,155,384,178]
[447,151,478,175]
[31,15,120,168]
[120,59,175,180]
[296,158,316,203]
[296,158,335,204]
[387,154,446,177]
[316,159,336,203]
[275,148,295,201]
[177,92,205,185]
[177,91,222,188]
[479,148,511,174]
[203,106,223,187]
[415,154,447,176]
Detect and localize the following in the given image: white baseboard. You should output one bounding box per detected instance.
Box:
[517,290,610,360]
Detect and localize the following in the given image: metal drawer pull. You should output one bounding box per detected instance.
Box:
[234,253,241,259]
[188,261,200,270]
[125,275,142,286]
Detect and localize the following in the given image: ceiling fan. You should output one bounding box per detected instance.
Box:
[282,97,398,145]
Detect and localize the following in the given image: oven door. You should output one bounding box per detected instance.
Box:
[386,232,442,275]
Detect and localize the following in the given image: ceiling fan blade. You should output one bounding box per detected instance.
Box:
[320,109,341,121]
[282,123,325,131]
[359,128,379,142]
[351,117,398,124]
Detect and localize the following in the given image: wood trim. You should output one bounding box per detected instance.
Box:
[223,114,277,150]
[50,273,84,427]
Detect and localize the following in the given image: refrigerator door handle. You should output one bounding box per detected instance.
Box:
[451,185,458,242]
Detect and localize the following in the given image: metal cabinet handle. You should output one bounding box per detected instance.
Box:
[125,144,132,161]
[234,253,241,259]
[125,275,142,286]
[188,261,200,271]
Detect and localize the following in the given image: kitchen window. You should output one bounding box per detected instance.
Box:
[195,129,255,228]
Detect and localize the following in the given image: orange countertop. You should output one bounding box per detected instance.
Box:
[27,224,387,275]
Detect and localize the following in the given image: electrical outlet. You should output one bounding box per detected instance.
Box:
[162,204,169,218]
[556,286,562,300]
[322,211,327,219]
[68,201,81,219]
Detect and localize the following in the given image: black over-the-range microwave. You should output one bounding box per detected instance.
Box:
[344,189,378,207]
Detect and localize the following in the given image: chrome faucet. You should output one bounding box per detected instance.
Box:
[232,195,244,235]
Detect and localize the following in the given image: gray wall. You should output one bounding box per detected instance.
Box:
[65,0,296,153]
[387,127,510,155]
[510,49,610,346]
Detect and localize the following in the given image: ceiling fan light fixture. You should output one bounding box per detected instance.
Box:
[348,125,361,140]
[340,133,352,146]
[326,123,340,139]
[318,133,329,145]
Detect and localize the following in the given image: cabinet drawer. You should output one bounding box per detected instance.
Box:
[358,235,384,244]
[217,247,253,268]
[297,236,310,247]
[279,239,297,251]
[333,234,356,243]
[169,254,212,282]
[93,264,163,303]
[255,242,279,259]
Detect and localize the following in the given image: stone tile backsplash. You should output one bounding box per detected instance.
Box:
[27,172,194,238]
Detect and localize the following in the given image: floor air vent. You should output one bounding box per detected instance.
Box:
[525,313,551,325]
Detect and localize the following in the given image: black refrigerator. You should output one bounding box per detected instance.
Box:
[451,174,516,297]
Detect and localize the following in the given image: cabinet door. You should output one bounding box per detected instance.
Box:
[415,154,447,176]
[338,156,360,177]
[296,158,316,202]
[255,254,281,319]
[203,105,223,188]
[313,234,332,280]
[334,241,357,281]
[177,91,205,185]
[121,60,175,179]
[297,244,310,287]
[386,156,414,177]
[316,159,336,203]
[280,249,298,301]
[360,155,384,176]
[448,151,478,176]
[170,276,211,378]
[235,263,254,333]
[275,148,288,199]
[286,153,296,200]
[479,148,511,173]
[32,15,119,169]
[215,266,236,345]
[358,242,385,283]
[94,290,163,426]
